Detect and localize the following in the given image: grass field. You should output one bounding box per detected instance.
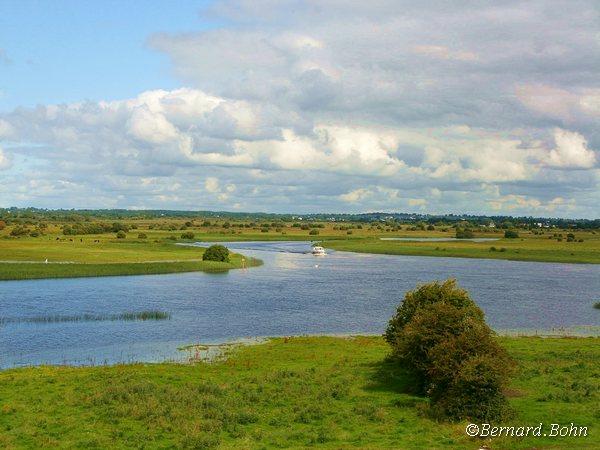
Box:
[323,233,600,264]
[0,335,598,449]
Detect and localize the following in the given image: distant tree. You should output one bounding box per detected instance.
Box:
[116,231,127,239]
[427,225,435,231]
[137,233,148,239]
[504,230,519,239]
[455,228,474,239]
[309,229,320,236]
[181,232,195,239]
[202,244,230,262]
[386,280,514,422]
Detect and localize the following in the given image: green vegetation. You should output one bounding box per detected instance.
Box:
[594,302,600,309]
[0,310,170,325]
[202,244,230,262]
[323,233,600,264]
[505,230,520,238]
[386,280,514,421]
[0,336,598,449]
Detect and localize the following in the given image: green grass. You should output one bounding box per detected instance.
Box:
[323,235,600,264]
[0,336,598,449]
[0,259,260,280]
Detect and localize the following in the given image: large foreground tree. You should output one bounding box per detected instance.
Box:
[386,279,514,421]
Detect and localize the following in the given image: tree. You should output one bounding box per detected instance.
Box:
[504,230,519,238]
[202,244,230,262]
[181,232,195,239]
[455,228,474,239]
[386,279,514,421]
[116,231,126,239]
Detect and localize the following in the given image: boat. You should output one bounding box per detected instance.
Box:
[311,246,327,256]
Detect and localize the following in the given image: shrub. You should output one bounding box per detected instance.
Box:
[202,244,230,262]
[455,229,473,239]
[504,230,519,238]
[0,220,5,230]
[309,230,320,236]
[181,232,195,239]
[137,233,148,239]
[10,226,29,237]
[386,279,514,422]
[116,231,126,239]
[594,302,600,310]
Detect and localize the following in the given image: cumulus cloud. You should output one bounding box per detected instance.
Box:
[546,129,596,169]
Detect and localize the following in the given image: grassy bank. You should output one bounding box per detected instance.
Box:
[0,237,261,280]
[0,336,598,449]
[323,235,600,264]
[0,256,260,281]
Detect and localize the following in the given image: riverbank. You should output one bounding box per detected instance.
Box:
[323,235,600,264]
[0,239,261,280]
[0,335,597,449]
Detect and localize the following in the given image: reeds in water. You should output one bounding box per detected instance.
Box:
[0,310,170,325]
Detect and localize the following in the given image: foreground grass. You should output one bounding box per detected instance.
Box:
[0,336,598,449]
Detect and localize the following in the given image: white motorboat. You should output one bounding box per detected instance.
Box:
[311,246,327,256]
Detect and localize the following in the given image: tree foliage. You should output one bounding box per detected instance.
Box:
[202,244,230,262]
[386,279,514,422]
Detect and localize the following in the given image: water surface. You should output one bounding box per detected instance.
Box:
[1,241,598,368]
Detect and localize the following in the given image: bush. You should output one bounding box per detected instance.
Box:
[386,279,514,422]
[138,233,148,239]
[116,231,127,239]
[181,232,195,239]
[309,230,320,236]
[202,244,230,262]
[455,229,473,239]
[504,230,519,238]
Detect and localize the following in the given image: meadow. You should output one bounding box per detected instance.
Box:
[0,335,598,449]
[1,216,599,279]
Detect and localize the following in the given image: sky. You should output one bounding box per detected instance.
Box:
[0,0,599,217]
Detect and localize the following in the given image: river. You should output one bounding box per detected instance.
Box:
[1,241,598,368]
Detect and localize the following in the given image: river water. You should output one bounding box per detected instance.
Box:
[1,241,599,368]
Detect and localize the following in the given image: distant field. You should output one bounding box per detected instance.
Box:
[323,232,600,264]
[0,335,598,449]
[1,217,598,280]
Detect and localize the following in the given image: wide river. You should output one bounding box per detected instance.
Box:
[1,241,599,368]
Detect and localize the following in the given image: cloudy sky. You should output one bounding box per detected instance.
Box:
[1,0,599,217]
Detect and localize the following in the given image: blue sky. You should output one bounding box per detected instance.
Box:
[0,0,599,217]
[0,0,215,110]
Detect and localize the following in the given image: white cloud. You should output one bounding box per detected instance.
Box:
[204,177,221,193]
[0,148,11,170]
[546,129,596,169]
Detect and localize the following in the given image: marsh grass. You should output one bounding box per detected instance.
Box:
[0,310,170,325]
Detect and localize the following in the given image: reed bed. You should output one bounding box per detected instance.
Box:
[0,310,170,325]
